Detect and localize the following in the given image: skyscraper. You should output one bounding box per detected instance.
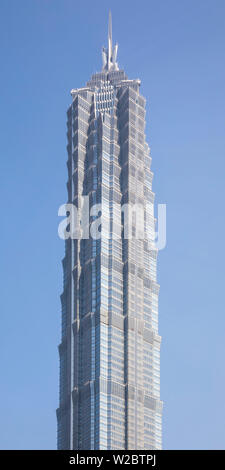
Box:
[57,13,163,450]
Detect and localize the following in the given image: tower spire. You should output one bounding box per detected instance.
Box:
[108,10,112,68]
[102,11,119,72]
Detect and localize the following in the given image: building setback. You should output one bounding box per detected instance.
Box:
[57,13,163,450]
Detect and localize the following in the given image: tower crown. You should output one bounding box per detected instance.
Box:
[102,11,119,71]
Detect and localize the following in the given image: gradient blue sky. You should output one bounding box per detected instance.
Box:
[0,0,225,450]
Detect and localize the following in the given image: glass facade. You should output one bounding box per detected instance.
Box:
[57,15,162,450]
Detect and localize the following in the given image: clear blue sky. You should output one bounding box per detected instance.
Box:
[0,0,224,450]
